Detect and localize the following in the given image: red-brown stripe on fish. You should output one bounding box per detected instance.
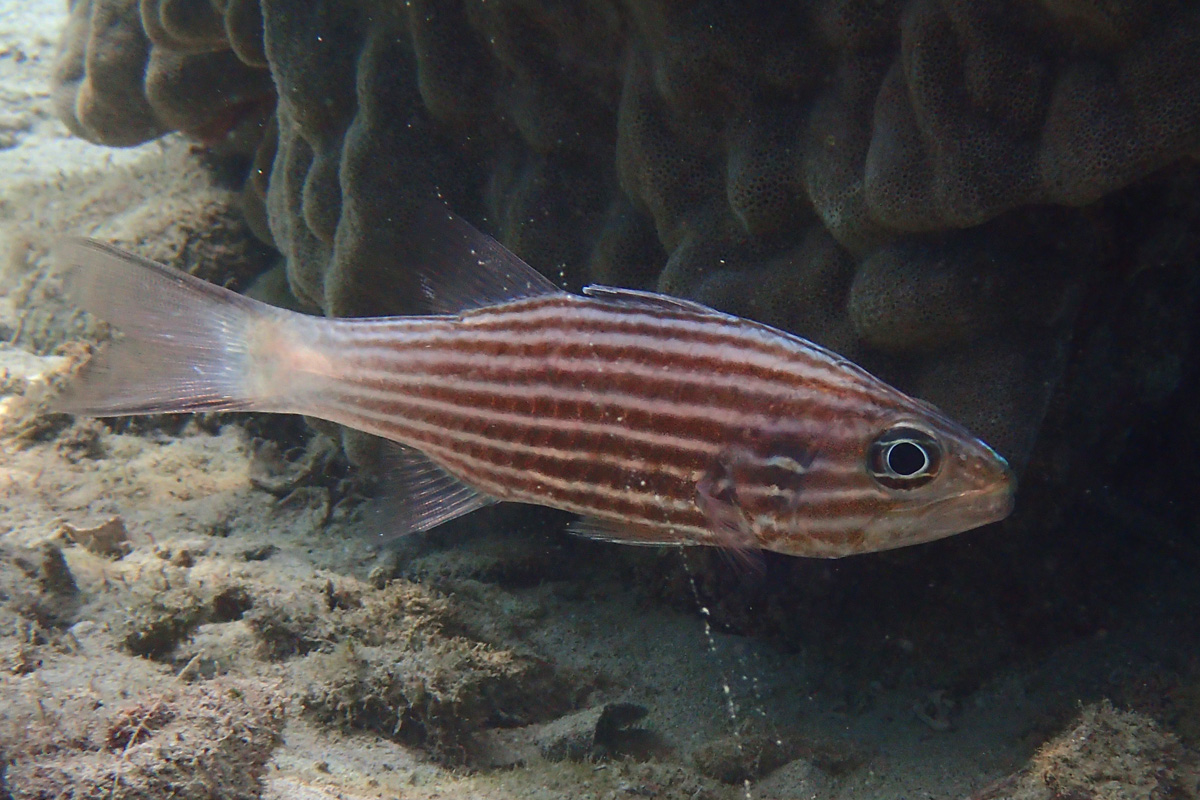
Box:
[48,209,1014,558]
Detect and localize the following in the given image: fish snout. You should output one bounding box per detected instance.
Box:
[956,439,1017,524]
[964,474,1016,527]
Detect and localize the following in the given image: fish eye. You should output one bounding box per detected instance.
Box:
[869,426,942,490]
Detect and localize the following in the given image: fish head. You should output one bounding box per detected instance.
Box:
[747,397,1015,558]
[848,411,1016,553]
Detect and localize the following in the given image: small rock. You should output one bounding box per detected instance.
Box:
[693,727,864,785]
[240,543,279,561]
[210,585,254,622]
[38,543,78,598]
[536,703,649,762]
[749,757,837,799]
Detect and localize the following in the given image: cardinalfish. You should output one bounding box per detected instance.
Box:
[49,209,1014,558]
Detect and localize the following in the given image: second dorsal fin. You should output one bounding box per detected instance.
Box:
[582,285,718,315]
[405,205,566,314]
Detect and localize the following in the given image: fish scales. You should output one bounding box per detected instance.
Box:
[340,302,882,402]
[48,219,1015,558]
[301,294,921,544]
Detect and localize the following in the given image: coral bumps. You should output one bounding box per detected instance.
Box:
[50,0,1200,464]
[53,0,272,147]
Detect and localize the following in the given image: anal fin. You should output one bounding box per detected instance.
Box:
[567,516,765,575]
[370,443,497,536]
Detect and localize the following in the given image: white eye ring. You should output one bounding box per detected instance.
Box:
[884,439,931,477]
[869,426,942,489]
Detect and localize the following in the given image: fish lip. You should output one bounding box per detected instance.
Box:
[918,480,1016,529]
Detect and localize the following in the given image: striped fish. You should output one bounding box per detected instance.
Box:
[50,209,1014,558]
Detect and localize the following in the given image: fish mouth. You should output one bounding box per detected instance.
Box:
[928,480,1015,531]
[883,478,1017,549]
[956,481,1016,527]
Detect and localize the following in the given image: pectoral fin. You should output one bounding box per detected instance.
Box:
[695,451,760,553]
[695,428,819,561]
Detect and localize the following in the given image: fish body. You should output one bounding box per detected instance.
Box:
[51,211,1014,558]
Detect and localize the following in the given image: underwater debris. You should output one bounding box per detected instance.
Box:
[120,586,207,660]
[297,622,575,766]
[54,416,107,461]
[59,516,131,559]
[913,689,956,732]
[2,541,80,633]
[3,679,284,800]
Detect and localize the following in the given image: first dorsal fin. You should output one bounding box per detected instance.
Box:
[405,205,566,315]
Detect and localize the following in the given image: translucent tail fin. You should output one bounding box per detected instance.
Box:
[50,238,295,417]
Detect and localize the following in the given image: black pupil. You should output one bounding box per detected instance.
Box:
[887,441,928,476]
